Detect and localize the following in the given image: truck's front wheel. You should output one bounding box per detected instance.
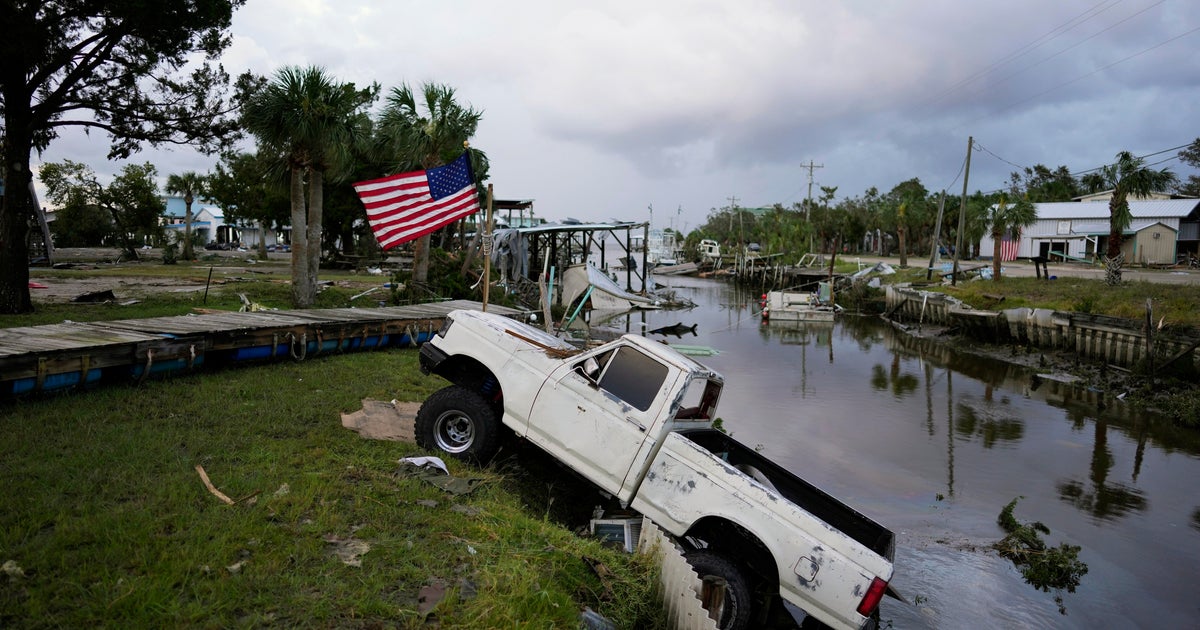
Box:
[415,385,500,463]
[684,549,754,630]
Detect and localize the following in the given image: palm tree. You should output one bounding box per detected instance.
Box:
[1092,151,1178,285]
[376,83,484,284]
[165,171,206,260]
[242,66,377,307]
[985,192,1037,281]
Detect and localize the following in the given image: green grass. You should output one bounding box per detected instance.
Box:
[0,351,668,628]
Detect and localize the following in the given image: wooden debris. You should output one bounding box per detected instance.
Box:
[195,464,235,505]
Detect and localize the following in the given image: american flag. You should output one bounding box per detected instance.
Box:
[354,152,481,251]
[1000,228,1020,262]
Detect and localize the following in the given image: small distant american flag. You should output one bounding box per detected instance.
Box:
[1000,228,1020,262]
[354,152,481,251]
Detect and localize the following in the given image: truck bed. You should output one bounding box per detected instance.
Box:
[680,428,894,560]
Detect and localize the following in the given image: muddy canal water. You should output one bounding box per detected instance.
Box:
[601,274,1200,628]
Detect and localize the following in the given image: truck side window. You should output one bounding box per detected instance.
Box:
[574,349,613,382]
[595,346,668,411]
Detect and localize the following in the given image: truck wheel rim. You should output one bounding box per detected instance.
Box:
[434,411,474,453]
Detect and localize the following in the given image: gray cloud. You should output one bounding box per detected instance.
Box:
[35,0,1200,229]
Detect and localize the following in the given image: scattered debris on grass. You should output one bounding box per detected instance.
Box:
[2,560,25,579]
[72,289,116,303]
[194,465,259,505]
[195,464,235,505]
[396,457,485,495]
[418,579,448,615]
[323,535,372,567]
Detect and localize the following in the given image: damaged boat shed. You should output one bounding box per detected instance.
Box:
[487,219,655,303]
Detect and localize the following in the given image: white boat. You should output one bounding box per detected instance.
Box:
[560,264,659,311]
[645,229,680,267]
[761,288,837,322]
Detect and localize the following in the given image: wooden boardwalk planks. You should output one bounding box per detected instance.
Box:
[0,301,524,397]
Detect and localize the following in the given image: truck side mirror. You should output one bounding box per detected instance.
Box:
[584,357,601,382]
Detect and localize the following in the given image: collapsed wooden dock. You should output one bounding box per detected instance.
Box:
[0,300,523,398]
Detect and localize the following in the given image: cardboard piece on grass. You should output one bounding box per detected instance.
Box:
[340,398,419,442]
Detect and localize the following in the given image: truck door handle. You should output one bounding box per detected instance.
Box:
[625,417,646,432]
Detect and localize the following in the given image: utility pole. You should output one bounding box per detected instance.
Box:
[927,190,947,281]
[952,137,972,286]
[728,195,741,272]
[802,160,824,253]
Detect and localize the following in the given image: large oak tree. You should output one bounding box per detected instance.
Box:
[0,0,254,313]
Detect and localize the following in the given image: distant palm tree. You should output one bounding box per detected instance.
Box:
[1092,151,1178,285]
[165,171,206,260]
[985,192,1037,281]
[242,66,376,307]
[376,83,484,284]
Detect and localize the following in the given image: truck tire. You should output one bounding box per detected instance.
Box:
[415,385,500,463]
[684,549,754,630]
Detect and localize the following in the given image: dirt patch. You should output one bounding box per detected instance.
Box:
[29,247,295,305]
[28,275,212,304]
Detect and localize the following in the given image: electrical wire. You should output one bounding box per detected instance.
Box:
[929,0,1126,105]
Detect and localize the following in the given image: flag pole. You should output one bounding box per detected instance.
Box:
[482,183,494,312]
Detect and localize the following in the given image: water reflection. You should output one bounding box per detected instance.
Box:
[869,356,920,397]
[1055,419,1148,522]
[954,390,1025,449]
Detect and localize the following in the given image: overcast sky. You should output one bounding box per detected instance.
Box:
[37,0,1200,232]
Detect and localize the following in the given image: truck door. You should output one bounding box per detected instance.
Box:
[526,343,673,498]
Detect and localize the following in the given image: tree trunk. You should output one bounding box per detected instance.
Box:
[992,230,1003,281]
[183,200,194,260]
[1104,253,1124,286]
[289,165,311,307]
[414,233,431,284]
[1106,196,1123,260]
[898,226,908,268]
[305,169,324,304]
[0,119,35,314]
[257,220,268,260]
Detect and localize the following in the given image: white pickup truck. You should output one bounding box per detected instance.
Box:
[416,309,895,630]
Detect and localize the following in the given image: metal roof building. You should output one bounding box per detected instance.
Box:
[979,198,1200,264]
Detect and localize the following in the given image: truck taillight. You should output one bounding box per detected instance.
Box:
[856,576,887,617]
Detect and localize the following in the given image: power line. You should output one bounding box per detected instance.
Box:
[959,140,1192,197]
[983,25,1200,120]
[942,153,968,192]
[973,141,1026,171]
[1069,142,1194,176]
[929,0,1125,105]
[952,1,1167,105]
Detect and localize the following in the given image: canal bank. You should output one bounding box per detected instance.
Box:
[880,283,1200,426]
